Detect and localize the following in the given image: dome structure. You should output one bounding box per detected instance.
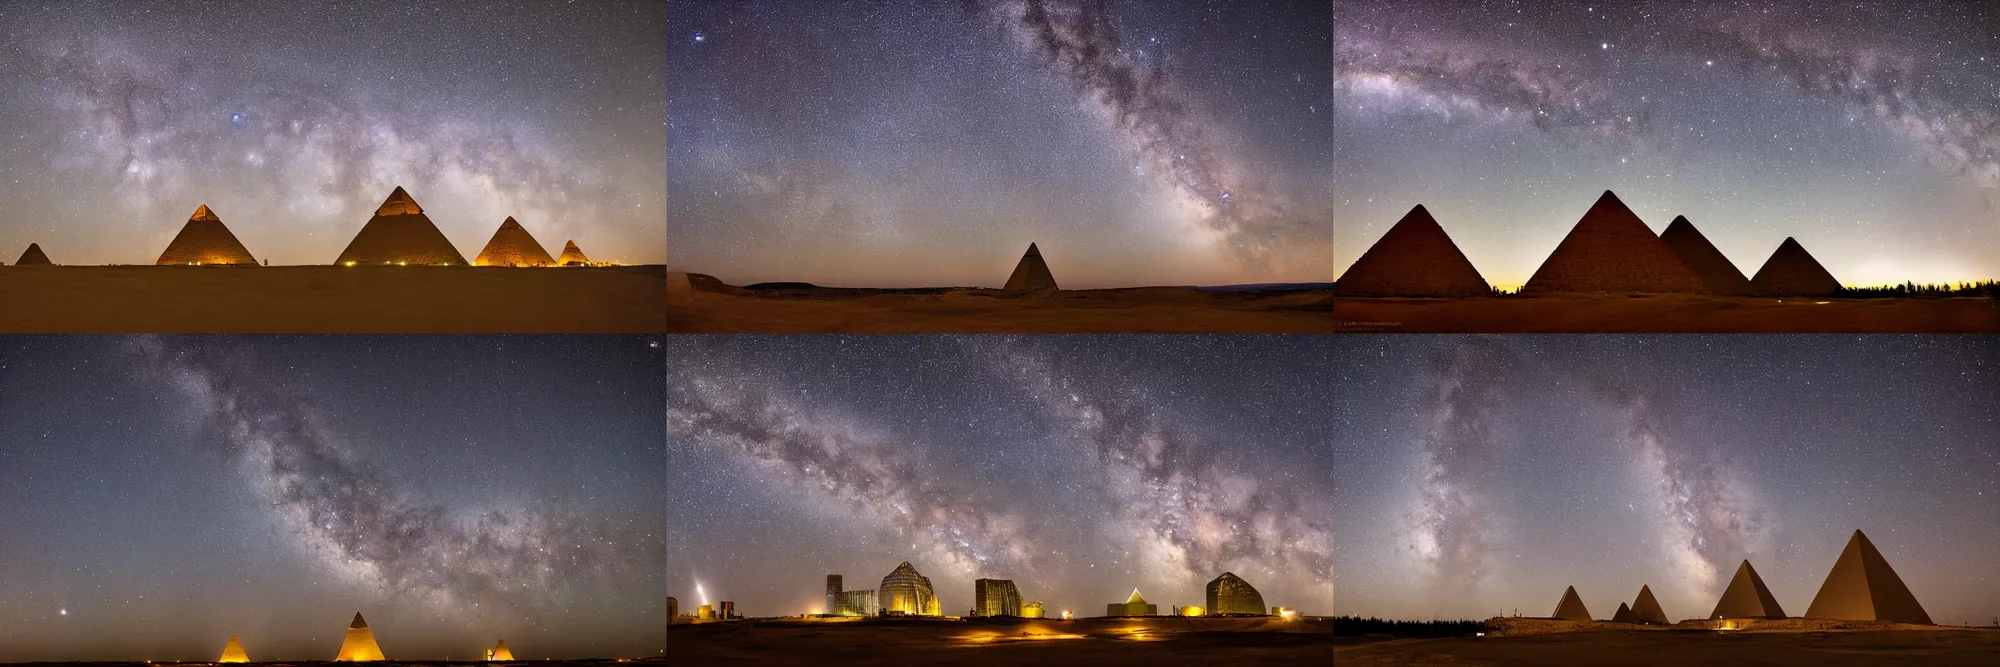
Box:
[879,561,941,616]
[1205,572,1267,615]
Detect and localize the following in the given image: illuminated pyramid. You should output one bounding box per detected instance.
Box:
[1659,216,1751,295]
[1803,530,1932,624]
[1334,204,1490,297]
[1550,585,1591,621]
[218,635,249,663]
[1610,602,1636,623]
[487,639,514,661]
[334,186,467,266]
[333,612,386,661]
[557,239,591,265]
[1710,560,1786,619]
[473,217,556,266]
[1003,242,1058,291]
[15,243,52,265]
[158,204,259,265]
[1630,584,1670,624]
[1522,191,1707,294]
[1749,237,1842,296]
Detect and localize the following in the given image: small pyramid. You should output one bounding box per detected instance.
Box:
[1803,530,1932,624]
[488,639,514,661]
[557,239,591,265]
[1522,191,1707,294]
[1003,242,1058,291]
[158,204,259,265]
[1749,237,1842,296]
[1659,216,1752,295]
[15,243,53,265]
[218,635,249,663]
[1611,602,1636,623]
[1334,204,1490,297]
[1631,584,1670,624]
[1710,560,1787,619]
[334,612,385,661]
[473,217,556,266]
[1126,589,1148,605]
[1551,586,1591,621]
[334,187,467,266]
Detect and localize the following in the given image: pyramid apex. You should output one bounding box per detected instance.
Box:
[1024,242,1041,256]
[192,204,219,221]
[375,186,423,215]
[350,612,369,628]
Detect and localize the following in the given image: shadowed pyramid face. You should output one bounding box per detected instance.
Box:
[1004,242,1058,291]
[1334,204,1490,297]
[1522,191,1708,294]
[1711,560,1787,619]
[1803,530,1932,624]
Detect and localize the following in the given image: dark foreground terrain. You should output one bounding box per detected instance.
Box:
[668,616,1331,666]
[1335,628,2000,666]
[2,661,664,667]
[1333,294,1999,332]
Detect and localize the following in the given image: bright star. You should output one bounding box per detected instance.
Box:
[692,31,706,43]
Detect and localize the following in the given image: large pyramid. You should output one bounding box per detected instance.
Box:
[488,639,514,661]
[1522,191,1707,294]
[1803,530,1932,624]
[1659,216,1751,295]
[1334,205,1490,297]
[1610,602,1636,623]
[556,239,591,265]
[219,635,249,663]
[1630,584,1670,624]
[1749,237,1842,296]
[1003,242,1058,291]
[473,217,556,266]
[334,612,385,661]
[158,204,258,266]
[16,243,52,265]
[1551,585,1592,621]
[334,187,467,266]
[1710,560,1787,619]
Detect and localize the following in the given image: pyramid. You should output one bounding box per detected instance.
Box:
[1551,586,1591,621]
[1334,204,1490,297]
[1521,191,1707,294]
[157,204,259,265]
[218,635,249,663]
[333,187,467,266]
[1611,602,1636,623]
[1003,242,1058,291]
[16,243,52,265]
[1803,530,1932,624]
[1710,560,1787,619]
[1659,216,1752,295]
[1749,237,1842,296]
[488,639,514,661]
[1630,584,1670,624]
[333,612,385,661]
[472,217,556,266]
[556,239,591,265]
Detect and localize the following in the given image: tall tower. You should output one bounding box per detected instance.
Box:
[826,575,843,615]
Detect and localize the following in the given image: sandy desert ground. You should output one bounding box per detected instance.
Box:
[0,661,664,667]
[1335,626,2000,666]
[1334,295,2000,332]
[0,265,670,333]
[665,273,1336,333]
[667,616,1331,666]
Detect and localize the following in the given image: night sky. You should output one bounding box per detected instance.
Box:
[0,337,665,661]
[1330,336,1999,625]
[1335,1,2000,290]
[0,1,665,266]
[666,336,1334,619]
[667,0,1333,288]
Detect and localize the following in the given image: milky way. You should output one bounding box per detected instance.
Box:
[1402,338,1508,603]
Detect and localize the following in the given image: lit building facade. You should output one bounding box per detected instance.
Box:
[1021,602,1045,619]
[1206,572,1267,615]
[1179,605,1206,617]
[973,579,1023,617]
[838,590,877,616]
[880,561,942,616]
[696,604,715,620]
[1105,590,1158,617]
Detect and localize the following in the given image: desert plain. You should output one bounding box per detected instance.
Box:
[667,616,1331,666]
[1336,619,2000,666]
[1334,294,2000,333]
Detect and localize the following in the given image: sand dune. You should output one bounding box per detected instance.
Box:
[669,616,1331,666]
[1334,294,1999,333]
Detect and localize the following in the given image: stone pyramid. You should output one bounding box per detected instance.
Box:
[16,243,52,265]
[158,204,259,266]
[1710,560,1787,619]
[1630,584,1670,624]
[334,187,467,266]
[1611,602,1636,623]
[334,612,385,661]
[1003,242,1058,291]
[1334,204,1490,297]
[1522,191,1707,294]
[219,635,249,663]
[1659,216,1752,295]
[1803,530,1932,624]
[557,239,591,265]
[488,639,514,661]
[1749,237,1842,296]
[1551,585,1591,621]
[473,217,556,266]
